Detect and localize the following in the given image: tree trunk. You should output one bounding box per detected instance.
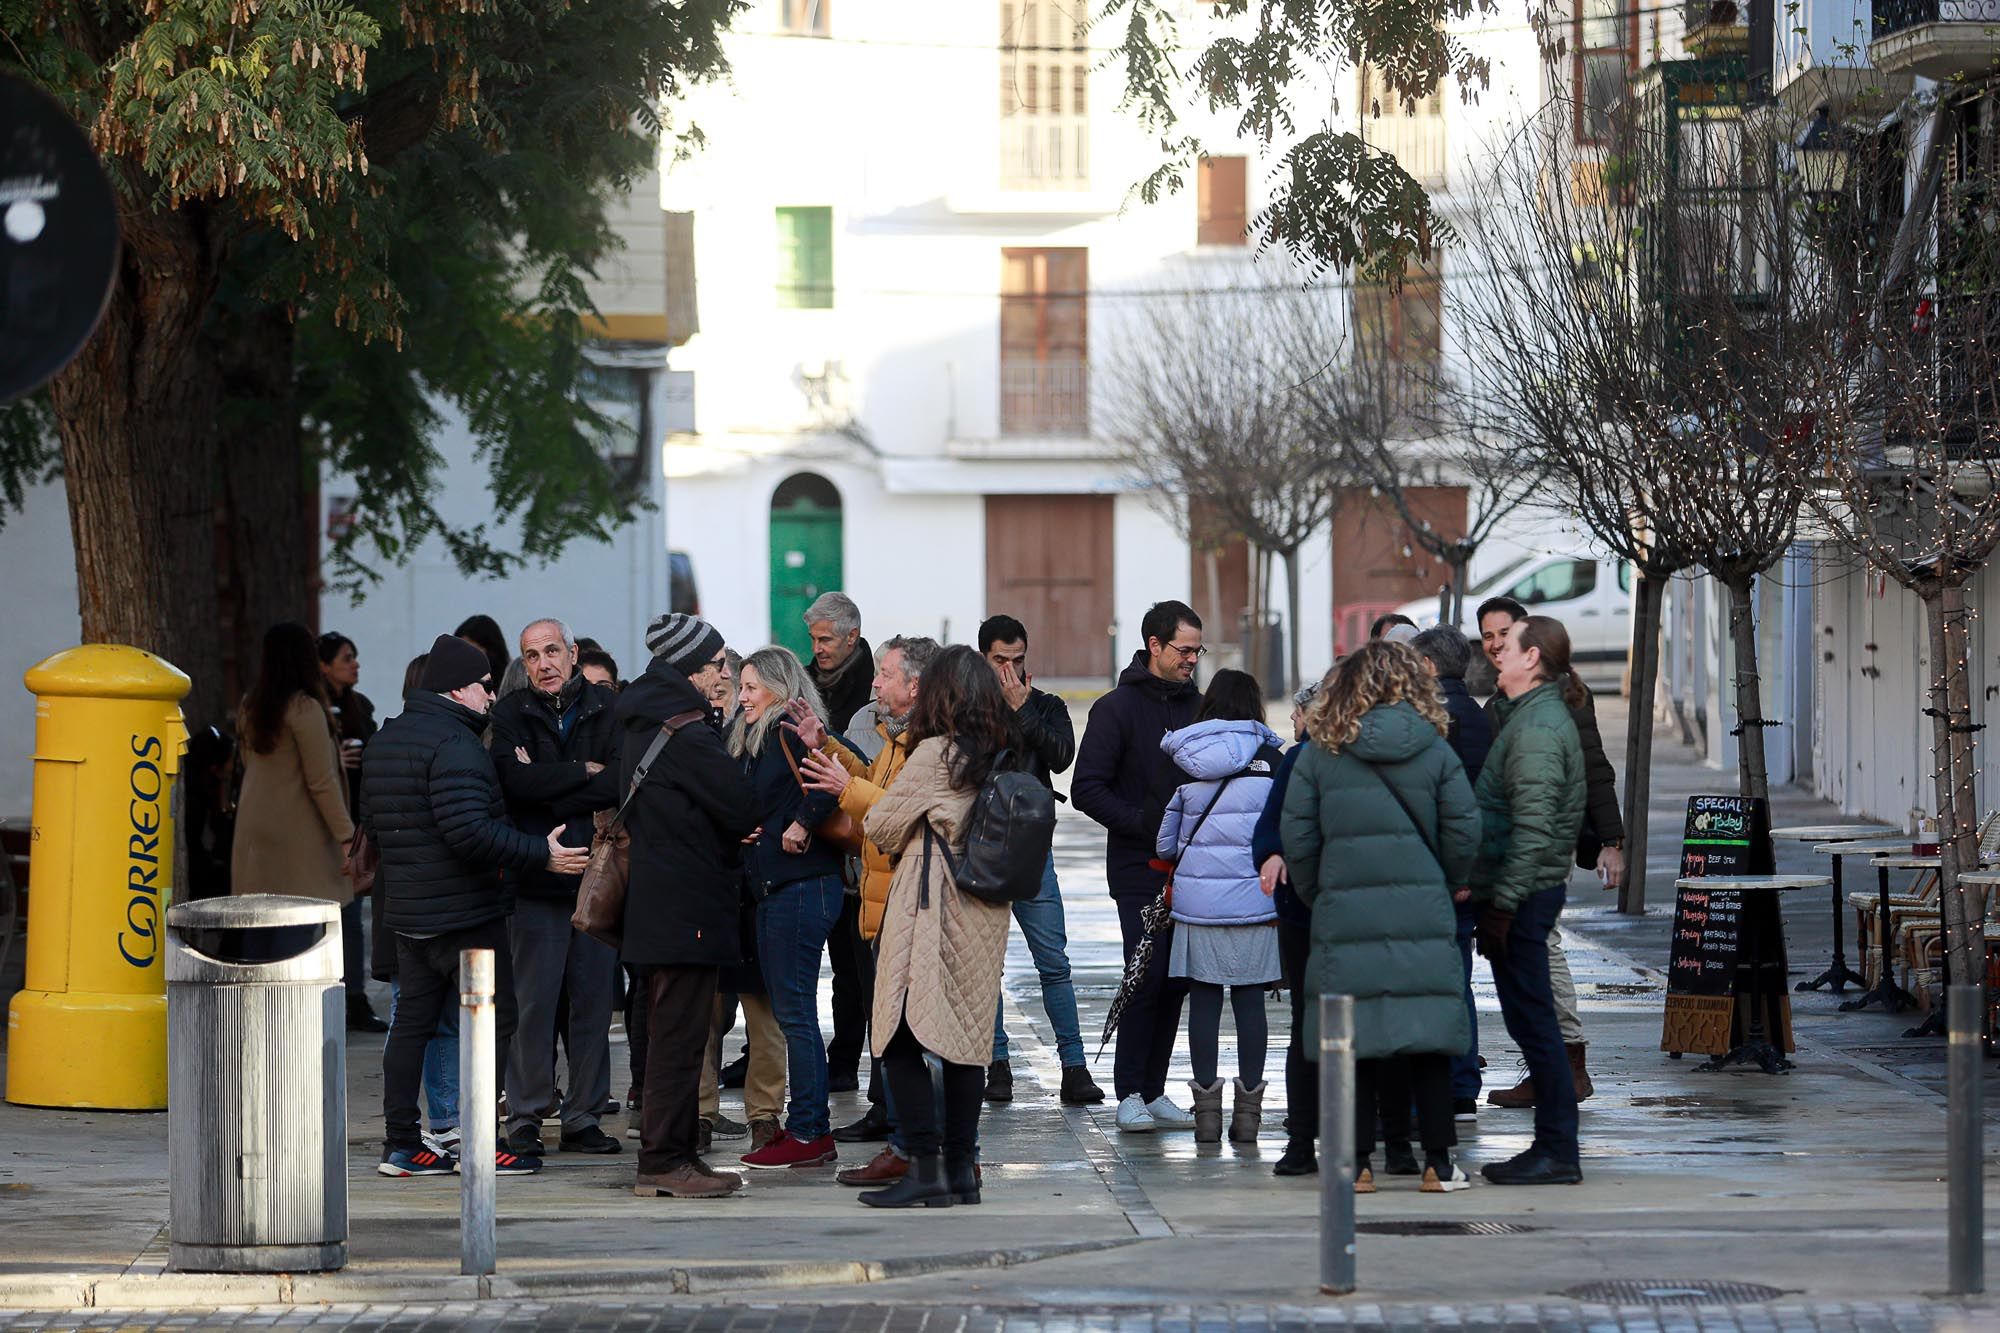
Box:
[214,307,312,708]
[1619,571,1667,914]
[1282,542,1302,699]
[1929,583,1981,983]
[47,212,226,727]
[1448,556,1470,629]
[1722,573,1769,801]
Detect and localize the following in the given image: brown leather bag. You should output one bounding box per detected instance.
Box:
[342,824,378,898]
[779,732,865,856]
[571,709,705,950]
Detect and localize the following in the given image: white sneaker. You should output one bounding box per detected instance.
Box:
[422,1126,462,1156]
[626,1121,643,1140]
[1422,1160,1472,1193]
[1146,1095,1197,1128]
[1115,1093,1157,1132]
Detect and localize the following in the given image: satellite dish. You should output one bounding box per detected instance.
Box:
[0,72,120,401]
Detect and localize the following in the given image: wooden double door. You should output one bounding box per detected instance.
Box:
[984,494,1113,678]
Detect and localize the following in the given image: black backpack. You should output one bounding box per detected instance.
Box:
[921,750,1055,906]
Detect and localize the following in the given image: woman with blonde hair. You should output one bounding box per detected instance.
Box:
[1280,640,1482,1193]
[728,645,852,1171]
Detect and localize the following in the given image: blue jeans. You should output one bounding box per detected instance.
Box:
[991,853,1087,1068]
[1450,901,1480,1100]
[757,874,845,1142]
[1487,883,1577,1163]
[389,977,462,1132]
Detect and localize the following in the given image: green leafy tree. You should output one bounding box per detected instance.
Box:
[2,0,739,721]
[1103,0,1496,276]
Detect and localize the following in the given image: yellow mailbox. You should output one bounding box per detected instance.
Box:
[6,644,190,1109]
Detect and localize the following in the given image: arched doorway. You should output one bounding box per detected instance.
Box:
[769,472,844,661]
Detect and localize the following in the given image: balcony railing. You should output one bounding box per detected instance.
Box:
[1000,358,1089,435]
[1874,0,2000,39]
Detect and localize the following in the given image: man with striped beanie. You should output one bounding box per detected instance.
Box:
[614,611,757,1198]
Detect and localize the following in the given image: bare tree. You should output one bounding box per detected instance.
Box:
[1102,287,1357,694]
[1294,309,1551,630]
[1784,96,2000,986]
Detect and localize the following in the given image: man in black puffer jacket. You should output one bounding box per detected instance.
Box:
[620,614,758,1198]
[490,617,623,1158]
[362,634,589,1178]
[1072,600,1201,1132]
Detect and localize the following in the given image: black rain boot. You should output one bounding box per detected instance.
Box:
[859,1152,953,1208]
[946,1154,981,1205]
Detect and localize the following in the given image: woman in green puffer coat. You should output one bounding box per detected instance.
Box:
[1469,614,1588,1187]
[1281,640,1482,1194]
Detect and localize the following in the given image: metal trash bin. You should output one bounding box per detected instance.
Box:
[165,894,347,1273]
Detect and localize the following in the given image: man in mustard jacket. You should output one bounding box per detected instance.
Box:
[797,635,940,1183]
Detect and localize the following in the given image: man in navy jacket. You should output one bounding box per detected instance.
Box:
[1072,600,1201,1132]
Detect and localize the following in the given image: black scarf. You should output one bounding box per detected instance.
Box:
[533,670,587,723]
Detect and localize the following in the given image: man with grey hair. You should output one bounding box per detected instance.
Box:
[491,616,625,1157]
[803,592,873,733]
[801,591,875,1092]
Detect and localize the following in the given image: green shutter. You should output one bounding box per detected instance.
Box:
[775,206,833,309]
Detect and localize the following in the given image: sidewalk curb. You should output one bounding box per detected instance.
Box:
[0,1239,1140,1309]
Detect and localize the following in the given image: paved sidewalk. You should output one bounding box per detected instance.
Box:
[0,699,1993,1317]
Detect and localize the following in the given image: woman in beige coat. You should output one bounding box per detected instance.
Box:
[860,646,1016,1209]
[232,622,357,904]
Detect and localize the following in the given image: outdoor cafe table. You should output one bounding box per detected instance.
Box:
[1801,838,1929,1014]
[1773,823,1898,994]
[1672,874,1828,1073]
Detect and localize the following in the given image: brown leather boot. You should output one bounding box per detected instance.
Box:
[837,1147,908,1187]
[1486,1066,1535,1109]
[634,1163,742,1198]
[1568,1043,1594,1102]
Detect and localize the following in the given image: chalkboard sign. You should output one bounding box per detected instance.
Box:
[1667,883,1743,996]
[1678,794,1774,879]
[1663,794,1779,1057]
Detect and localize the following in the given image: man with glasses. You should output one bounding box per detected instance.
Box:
[362,633,591,1178]
[1073,600,1204,1132]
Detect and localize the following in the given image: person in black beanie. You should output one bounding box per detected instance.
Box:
[363,633,591,1178]
[620,613,759,1198]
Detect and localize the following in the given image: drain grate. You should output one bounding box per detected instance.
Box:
[1356,1220,1541,1236]
[1562,1280,1787,1304]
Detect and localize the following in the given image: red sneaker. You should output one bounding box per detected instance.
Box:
[740,1130,837,1169]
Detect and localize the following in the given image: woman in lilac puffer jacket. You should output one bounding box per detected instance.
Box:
[1156,670,1284,1143]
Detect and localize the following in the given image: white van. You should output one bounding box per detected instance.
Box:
[1393,552,1634,663]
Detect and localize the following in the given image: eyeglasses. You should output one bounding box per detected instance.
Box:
[1165,643,1207,660]
[478,677,496,692]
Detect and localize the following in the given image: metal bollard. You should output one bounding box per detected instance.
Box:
[459,949,496,1277]
[1947,985,1984,1295]
[1317,993,1356,1296]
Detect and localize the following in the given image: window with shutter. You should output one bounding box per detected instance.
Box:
[1000,0,1090,189]
[999,248,1088,434]
[1197,155,1249,245]
[775,207,834,309]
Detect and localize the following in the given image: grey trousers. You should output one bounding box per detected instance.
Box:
[505,896,619,1137]
[1548,925,1585,1045]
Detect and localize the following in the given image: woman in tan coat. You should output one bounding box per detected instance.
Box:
[232,622,357,904]
[859,646,1017,1209]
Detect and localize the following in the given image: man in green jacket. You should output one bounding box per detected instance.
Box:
[1470,617,1588,1185]
[1478,594,1620,1105]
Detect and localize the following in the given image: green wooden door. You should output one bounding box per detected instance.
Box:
[769,474,844,661]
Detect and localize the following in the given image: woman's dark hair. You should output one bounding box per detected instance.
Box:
[1197,668,1264,723]
[241,621,329,755]
[1515,615,1587,708]
[1369,612,1417,639]
[402,653,430,694]
[316,631,356,664]
[454,614,511,683]
[907,644,1020,790]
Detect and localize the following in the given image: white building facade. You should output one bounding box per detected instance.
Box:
[661,0,1552,681]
